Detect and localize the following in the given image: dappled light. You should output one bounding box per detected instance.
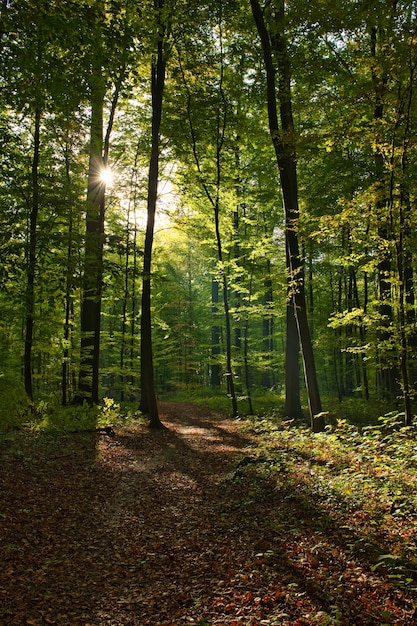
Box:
[1,403,416,625]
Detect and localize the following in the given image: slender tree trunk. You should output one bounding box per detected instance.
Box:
[214,204,239,417]
[212,18,239,418]
[242,261,255,415]
[186,248,195,385]
[370,23,400,401]
[394,49,415,425]
[352,270,370,401]
[24,107,41,401]
[178,28,239,417]
[285,298,303,418]
[120,205,131,403]
[210,277,222,386]
[251,0,324,430]
[62,145,74,406]
[129,217,139,398]
[261,260,275,389]
[120,155,139,402]
[233,205,242,384]
[139,0,166,428]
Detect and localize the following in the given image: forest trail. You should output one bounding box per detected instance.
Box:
[1,402,416,625]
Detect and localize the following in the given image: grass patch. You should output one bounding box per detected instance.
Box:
[161,385,289,418]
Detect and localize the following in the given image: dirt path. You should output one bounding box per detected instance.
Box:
[1,402,416,625]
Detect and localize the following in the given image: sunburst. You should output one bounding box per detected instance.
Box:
[100,168,114,186]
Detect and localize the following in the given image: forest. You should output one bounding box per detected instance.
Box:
[2,1,417,624]
[1,0,416,429]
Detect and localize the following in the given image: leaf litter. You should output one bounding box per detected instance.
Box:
[1,402,417,625]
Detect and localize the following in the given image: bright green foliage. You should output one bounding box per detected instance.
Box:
[243,409,417,587]
[0,375,32,430]
[29,397,120,432]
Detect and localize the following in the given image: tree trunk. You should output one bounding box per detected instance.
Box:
[261,261,275,389]
[74,63,106,406]
[129,217,139,399]
[178,25,239,417]
[120,208,130,403]
[394,48,415,425]
[210,277,222,386]
[24,107,41,401]
[250,0,324,431]
[214,206,239,418]
[370,24,400,401]
[139,0,166,428]
[62,144,75,406]
[285,298,303,418]
[74,57,123,406]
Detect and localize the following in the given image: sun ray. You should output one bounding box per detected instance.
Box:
[100,167,114,186]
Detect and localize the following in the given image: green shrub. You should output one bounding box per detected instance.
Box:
[0,375,33,431]
[32,397,120,433]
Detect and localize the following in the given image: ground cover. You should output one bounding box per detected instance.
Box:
[1,402,416,625]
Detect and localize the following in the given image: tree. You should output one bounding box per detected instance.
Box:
[74,0,135,405]
[250,0,324,431]
[139,0,168,428]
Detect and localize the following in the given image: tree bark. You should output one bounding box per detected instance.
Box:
[74,56,123,406]
[139,0,166,428]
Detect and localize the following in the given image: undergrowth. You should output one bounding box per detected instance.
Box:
[0,397,122,433]
[242,410,417,590]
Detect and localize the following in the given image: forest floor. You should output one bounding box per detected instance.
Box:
[1,401,417,625]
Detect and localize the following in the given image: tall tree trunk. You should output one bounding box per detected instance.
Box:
[120,153,139,402]
[212,27,239,418]
[232,205,242,387]
[74,63,106,406]
[24,107,41,401]
[250,0,324,430]
[285,298,303,418]
[370,23,400,401]
[120,203,131,403]
[178,26,239,417]
[393,38,415,425]
[242,258,255,415]
[62,144,75,406]
[139,0,166,428]
[74,59,122,406]
[129,217,139,398]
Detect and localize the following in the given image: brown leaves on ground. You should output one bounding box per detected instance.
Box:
[1,402,416,625]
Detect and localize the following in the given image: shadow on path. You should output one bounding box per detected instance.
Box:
[0,402,416,625]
